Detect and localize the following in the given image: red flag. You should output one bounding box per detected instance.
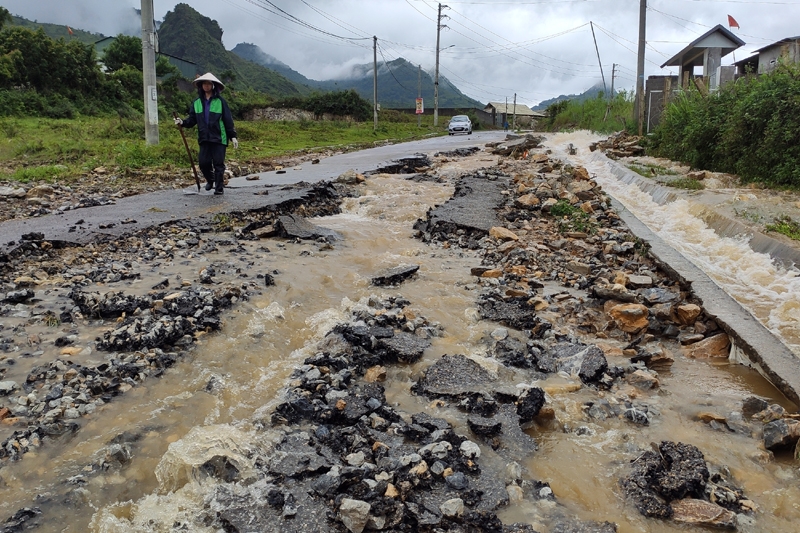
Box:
[727,15,740,29]
[66,26,74,35]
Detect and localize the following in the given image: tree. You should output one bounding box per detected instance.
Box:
[102,34,141,73]
[0,7,11,32]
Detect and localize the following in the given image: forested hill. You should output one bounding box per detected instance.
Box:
[158,3,309,96]
[532,84,607,111]
[233,43,483,109]
[9,15,106,45]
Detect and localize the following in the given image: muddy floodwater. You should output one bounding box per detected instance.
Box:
[1,140,799,533]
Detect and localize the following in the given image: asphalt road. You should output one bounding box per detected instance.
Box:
[0,131,506,252]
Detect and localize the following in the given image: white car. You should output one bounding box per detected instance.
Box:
[448,115,472,135]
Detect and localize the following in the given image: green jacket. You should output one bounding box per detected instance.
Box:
[182,95,237,145]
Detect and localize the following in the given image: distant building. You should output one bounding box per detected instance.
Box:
[484,102,546,128]
[93,36,198,79]
[734,36,800,75]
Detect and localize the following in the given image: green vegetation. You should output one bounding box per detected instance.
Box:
[549,199,597,234]
[766,215,800,241]
[649,63,800,188]
[0,113,451,184]
[627,162,678,177]
[158,3,307,96]
[543,91,634,134]
[662,177,704,190]
[8,13,105,45]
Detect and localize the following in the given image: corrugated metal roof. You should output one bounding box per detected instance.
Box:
[751,36,800,54]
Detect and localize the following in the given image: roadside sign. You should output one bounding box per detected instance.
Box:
[415,98,424,114]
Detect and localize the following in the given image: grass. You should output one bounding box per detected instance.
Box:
[549,199,597,235]
[545,91,634,134]
[734,208,763,224]
[0,113,453,184]
[766,215,800,241]
[628,162,679,178]
[663,177,705,190]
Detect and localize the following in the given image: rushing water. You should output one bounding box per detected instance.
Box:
[547,131,800,357]
[1,152,799,532]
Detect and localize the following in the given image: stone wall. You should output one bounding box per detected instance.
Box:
[243,107,356,122]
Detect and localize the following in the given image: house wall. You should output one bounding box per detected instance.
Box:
[759,40,800,73]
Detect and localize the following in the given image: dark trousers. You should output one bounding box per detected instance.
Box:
[198,142,227,191]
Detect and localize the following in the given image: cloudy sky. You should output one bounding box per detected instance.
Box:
[3,0,799,106]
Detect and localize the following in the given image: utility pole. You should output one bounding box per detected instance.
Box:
[604,63,616,122]
[590,22,607,94]
[634,0,646,135]
[512,93,517,130]
[434,3,448,127]
[610,63,616,97]
[141,0,158,145]
[418,64,422,128]
[373,36,378,131]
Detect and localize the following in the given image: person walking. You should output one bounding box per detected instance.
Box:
[174,72,238,195]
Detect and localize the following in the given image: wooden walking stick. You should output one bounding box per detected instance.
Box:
[173,111,201,191]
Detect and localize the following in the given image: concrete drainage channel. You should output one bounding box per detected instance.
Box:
[591,152,800,406]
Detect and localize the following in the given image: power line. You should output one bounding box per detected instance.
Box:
[377,41,412,91]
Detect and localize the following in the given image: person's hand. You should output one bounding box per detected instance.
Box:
[231,138,239,149]
[173,117,183,126]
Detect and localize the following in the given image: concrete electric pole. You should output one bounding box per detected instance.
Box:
[434,3,448,127]
[590,22,607,94]
[512,93,517,130]
[141,0,158,145]
[373,36,378,131]
[635,0,646,135]
[418,64,422,128]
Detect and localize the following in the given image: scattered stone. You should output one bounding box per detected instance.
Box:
[338,498,371,533]
[371,264,420,286]
[670,498,737,529]
[681,333,730,358]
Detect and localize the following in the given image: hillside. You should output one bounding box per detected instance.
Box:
[157,3,308,97]
[9,15,106,46]
[233,43,483,109]
[533,84,607,111]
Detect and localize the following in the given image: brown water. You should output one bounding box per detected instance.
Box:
[1,154,798,532]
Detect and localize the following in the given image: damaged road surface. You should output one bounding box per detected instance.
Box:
[0,136,798,533]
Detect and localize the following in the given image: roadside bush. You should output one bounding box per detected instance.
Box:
[650,63,800,187]
[544,91,633,133]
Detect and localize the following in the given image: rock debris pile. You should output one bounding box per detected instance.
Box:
[589,132,645,159]
[0,182,346,465]
[410,144,765,529]
[200,296,616,533]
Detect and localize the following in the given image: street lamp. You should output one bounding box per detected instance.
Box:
[434,45,454,127]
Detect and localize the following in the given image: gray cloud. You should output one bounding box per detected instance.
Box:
[2,0,798,106]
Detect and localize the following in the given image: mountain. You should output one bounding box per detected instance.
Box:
[532,84,608,111]
[157,3,309,97]
[8,15,107,46]
[233,43,483,109]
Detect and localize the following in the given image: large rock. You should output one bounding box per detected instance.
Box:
[607,303,649,333]
[0,186,26,198]
[763,419,800,450]
[338,499,371,533]
[414,354,493,399]
[681,333,730,358]
[489,226,519,241]
[275,214,342,241]
[0,381,19,396]
[676,304,702,325]
[371,264,420,286]
[670,498,736,529]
